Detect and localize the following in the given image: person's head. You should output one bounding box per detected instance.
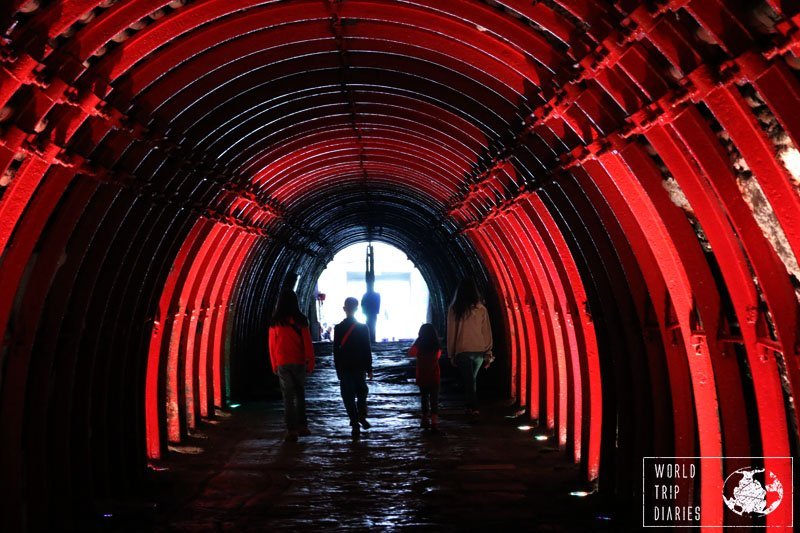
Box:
[415,323,440,352]
[271,288,308,327]
[343,296,359,318]
[451,277,481,320]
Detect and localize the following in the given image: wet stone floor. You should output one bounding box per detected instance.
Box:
[123,342,615,531]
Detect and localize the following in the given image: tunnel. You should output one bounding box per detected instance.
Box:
[1,0,799,530]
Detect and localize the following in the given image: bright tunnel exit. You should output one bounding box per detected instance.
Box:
[315,242,429,342]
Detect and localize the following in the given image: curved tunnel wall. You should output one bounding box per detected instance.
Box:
[1,0,799,529]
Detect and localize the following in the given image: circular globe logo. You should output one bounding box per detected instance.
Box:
[723,467,784,517]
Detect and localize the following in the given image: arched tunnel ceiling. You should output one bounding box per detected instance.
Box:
[53,0,573,312]
[85,0,560,243]
[2,0,800,530]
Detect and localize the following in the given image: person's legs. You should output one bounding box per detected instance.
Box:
[287,364,308,433]
[457,352,484,411]
[420,386,431,427]
[430,384,440,427]
[471,353,484,381]
[339,371,359,426]
[470,353,484,413]
[456,353,475,410]
[356,371,370,427]
[420,386,430,415]
[277,365,301,435]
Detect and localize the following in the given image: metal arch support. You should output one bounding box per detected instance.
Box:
[586,140,725,526]
[145,219,213,459]
[520,194,602,481]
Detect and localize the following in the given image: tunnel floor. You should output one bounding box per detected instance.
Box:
[118,342,613,531]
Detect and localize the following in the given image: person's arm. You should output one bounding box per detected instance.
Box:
[268,326,278,373]
[302,326,314,373]
[408,344,419,357]
[446,308,456,361]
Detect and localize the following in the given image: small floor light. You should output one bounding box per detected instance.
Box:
[569,490,591,497]
[534,434,548,441]
[517,425,533,431]
[229,403,241,409]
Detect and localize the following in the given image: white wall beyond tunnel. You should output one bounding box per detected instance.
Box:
[316,242,430,341]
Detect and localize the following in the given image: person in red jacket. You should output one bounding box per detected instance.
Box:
[409,323,442,431]
[268,289,315,442]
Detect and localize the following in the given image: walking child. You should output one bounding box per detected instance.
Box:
[409,323,442,431]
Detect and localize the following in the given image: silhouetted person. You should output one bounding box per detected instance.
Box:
[409,323,442,432]
[447,278,493,417]
[334,297,373,437]
[361,243,380,342]
[269,289,314,442]
[361,291,380,342]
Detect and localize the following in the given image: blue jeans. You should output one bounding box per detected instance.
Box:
[339,369,368,425]
[456,352,485,410]
[277,364,307,431]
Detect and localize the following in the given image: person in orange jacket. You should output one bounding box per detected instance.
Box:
[268,288,315,442]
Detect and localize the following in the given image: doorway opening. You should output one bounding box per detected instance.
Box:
[315,242,430,342]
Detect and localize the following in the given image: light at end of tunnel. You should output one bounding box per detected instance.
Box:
[517,425,533,431]
[534,434,549,441]
[570,491,591,497]
[102,514,113,518]
[229,403,241,409]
